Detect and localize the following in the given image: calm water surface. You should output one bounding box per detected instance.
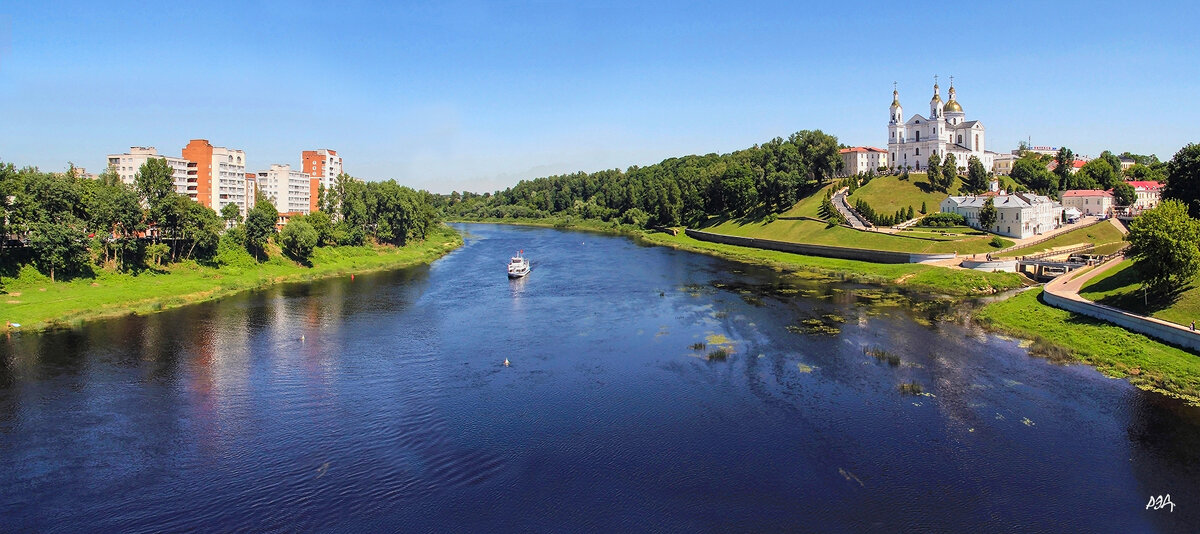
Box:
[2,223,1198,532]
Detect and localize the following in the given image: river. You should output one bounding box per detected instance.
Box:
[1,223,1197,532]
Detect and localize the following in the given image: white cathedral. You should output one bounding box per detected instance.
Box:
[887,79,994,173]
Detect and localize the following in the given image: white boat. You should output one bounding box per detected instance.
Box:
[507,251,530,279]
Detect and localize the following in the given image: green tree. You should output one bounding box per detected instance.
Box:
[1126,163,1166,182]
[793,130,841,188]
[180,201,223,260]
[1163,143,1200,217]
[1011,156,1058,195]
[220,202,243,227]
[926,153,942,189]
[1063,171,1101,192]
[135,157,175,216]
[280,218,318,261]
[1053,147,1075,190]
[29,220,88,282]
[244,199,279,260]
[964,155,988,194]
[978,197,998,232]
[97,165,123,187]
[1076,158,1120,190]
[920,200,927,214]
[717,164,758,216]
[941,153,958,192]
[1127,199,1200,290]
[1100,150,1124,182]
[1112,181,1137,208]
[305,210,334,246]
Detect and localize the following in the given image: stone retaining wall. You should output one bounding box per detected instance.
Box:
[1043,269,1200,353]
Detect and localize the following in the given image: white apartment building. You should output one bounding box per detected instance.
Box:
[839,147,888,176]
[106,147,196,200]
[941,192,1063,239]
[212,146,247,215]
[256,164,312,215]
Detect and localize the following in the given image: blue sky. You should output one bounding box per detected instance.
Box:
[1,1,1197,193]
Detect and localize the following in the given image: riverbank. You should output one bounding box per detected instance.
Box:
[449,217,1026,296]
[978,288,1200,404]
[2,225,463,333]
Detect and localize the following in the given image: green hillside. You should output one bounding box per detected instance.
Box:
[996,220,1127,258]
[846,172,1022,218]
[1080,260,1200,328]
[847,173,956,217]
[698,216,1005,254]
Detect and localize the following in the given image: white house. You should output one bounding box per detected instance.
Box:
[941,192,1063,239]
[839,146,888,176]
[1061,190,1113,216]
[1127,181,1163,210]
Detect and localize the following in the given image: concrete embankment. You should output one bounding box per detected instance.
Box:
[1043,256,1200,353]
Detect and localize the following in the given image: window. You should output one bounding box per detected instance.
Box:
[957,135,962,144]
[916,148,920,155]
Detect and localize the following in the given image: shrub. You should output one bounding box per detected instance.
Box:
[919,212,967,227]
[621,207,650,228]
[989,236,1005,248]
[145,243,169,267]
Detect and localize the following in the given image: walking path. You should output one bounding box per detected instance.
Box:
[831,187,869,229]
[1043,254,1200,352]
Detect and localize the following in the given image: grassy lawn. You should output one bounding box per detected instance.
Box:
[995,220,1127,258]
[1,225,463,332]
[894,225,987,241]
[697,216,1008,254]
[639,230,1024,296]
[779,183,835,219]
[847,172,955,217]
[978,289,1200,403]
[1079,259,1200,328]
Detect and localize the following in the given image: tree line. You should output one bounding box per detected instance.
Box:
[0,158,439,285]
[437,130,843,227]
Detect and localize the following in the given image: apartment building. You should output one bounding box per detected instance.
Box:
[183,139,248,216]
[245,173,258,211]
[106,147,196,200]
[256,164,312,215]
[301,149,342,212]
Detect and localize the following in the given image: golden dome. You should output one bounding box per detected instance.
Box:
[944,100,963,112]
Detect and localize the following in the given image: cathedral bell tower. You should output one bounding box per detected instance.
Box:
[888,83,906,150]
[890,85,902,124]
[943,77,964,125]
[929,81,944,120]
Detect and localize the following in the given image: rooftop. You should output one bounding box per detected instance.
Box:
[1062,189,1113,198]
[839,146,887,154]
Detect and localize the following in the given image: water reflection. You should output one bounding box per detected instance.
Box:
[0,223,1196,531]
